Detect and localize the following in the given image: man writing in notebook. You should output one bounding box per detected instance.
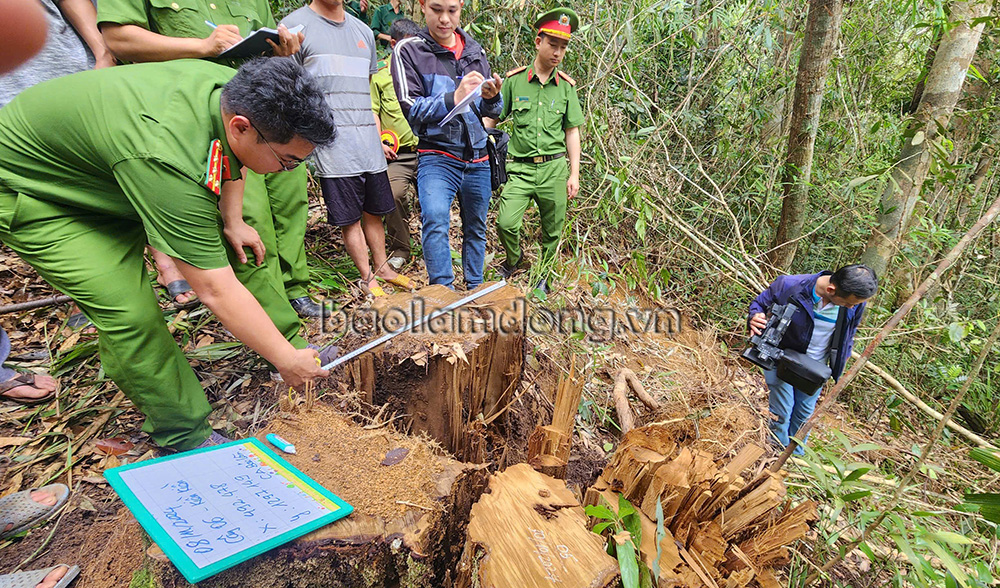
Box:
[391,0,503,290]
[98,0,327,319]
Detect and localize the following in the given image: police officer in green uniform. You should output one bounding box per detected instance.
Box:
[0,58,335,450]
[486,8,583,292]
[98,0,325,318]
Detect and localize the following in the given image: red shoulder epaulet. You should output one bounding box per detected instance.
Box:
[505,66,528,78]
[556,70,576,86]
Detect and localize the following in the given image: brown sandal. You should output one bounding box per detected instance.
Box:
[0,373,57,406]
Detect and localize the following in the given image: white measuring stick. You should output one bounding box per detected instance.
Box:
[320,280,508,371]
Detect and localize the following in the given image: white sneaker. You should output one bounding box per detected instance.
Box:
[387,256,406,270]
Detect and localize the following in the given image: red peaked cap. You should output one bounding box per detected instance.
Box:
[535,8,579,40]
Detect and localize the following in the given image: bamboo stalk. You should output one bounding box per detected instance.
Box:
[862,358,997,450]
[772,190,1000,472]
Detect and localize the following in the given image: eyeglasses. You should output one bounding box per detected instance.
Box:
[246,117,304,171]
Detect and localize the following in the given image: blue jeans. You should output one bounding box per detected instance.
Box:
[0,328,16,382]
[765,369,819,455]
[416,154,491,289]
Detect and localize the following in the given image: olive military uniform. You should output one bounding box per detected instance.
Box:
[372,59,418,260]
[97,0,313,304]
[0,61,306,450]
[495,66,584,267]
[369,2,404,44]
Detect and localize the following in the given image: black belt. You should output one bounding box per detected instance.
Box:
[512,153,565,164]
[396,145,418,154]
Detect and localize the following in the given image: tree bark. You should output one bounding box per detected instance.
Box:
[768,0,844,270]
[860,0,992,280]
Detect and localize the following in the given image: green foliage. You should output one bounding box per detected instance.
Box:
[586,494,654,588]
[964,449,1000,525]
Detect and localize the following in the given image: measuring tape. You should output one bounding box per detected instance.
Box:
[319,280,508,371]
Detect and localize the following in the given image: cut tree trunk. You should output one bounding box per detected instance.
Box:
[585,423,817,587]
[337,283,525,462]
[767,0,844,270]
[150,406,489,588]
[527,357,583,478]
[456,463,619,588]
[861,0,993,280]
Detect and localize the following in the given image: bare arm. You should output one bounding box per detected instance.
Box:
[100,22,240,62]
[219,177,266,265]
[59,0,116,68]
[566,126,581,199]
[483,117,498,129]
[173,260,327,387]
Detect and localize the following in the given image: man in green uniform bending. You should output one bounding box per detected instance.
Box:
[0,58,335,451]
[486,8,583,293]
[98,0,325,318]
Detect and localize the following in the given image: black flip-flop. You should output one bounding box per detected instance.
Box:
[164,279,200,310]
[66,312,92,330]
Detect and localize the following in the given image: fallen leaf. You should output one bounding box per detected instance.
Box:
[381,447,409,466]
[80,476,107,485]
[450,342,468,364]
[0,436,32,447]
[147,544,169,563]
[196,335,215,348]
[95,437,134,456]
[77,495,97,512]
[58,331,80,353]
[613,530,632,546]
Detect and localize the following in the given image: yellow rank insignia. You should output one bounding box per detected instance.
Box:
[204,139,223,196]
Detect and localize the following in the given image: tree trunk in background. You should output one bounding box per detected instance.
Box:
[767,0,844,271]
[860,0,992,282]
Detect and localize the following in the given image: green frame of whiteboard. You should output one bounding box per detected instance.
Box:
[105,438,353,584]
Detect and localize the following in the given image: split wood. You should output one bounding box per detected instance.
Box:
[527,356,582,478]
[773,189,1000,472]
[612,368,659,433]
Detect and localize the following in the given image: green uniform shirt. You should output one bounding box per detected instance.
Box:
[369,2,404,37]
[97,0,276,68]
[371,62,418,149]
[0,60,242,269]
[498,67,584,158]
[346,1,368,24]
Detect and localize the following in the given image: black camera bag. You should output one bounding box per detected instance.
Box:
[776,349,831,395]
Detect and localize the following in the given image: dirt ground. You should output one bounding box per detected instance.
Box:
[0,196,798,587]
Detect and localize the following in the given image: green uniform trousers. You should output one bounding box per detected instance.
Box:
[253,166,310,301]
[496,158,569,267]
[0,185,306,451]
[384,152,417,259]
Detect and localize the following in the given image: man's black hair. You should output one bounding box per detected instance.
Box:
[389,18,421,42]
[831,264,878,299]
[222,57,336,147]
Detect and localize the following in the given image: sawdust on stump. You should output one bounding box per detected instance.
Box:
[77,508,146,588]
[262,404,444,521]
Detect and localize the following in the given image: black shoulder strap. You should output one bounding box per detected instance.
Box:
[829,306,848,363]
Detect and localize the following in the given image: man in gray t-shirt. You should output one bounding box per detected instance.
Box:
[282,0,412,296]
[1,0,115,107]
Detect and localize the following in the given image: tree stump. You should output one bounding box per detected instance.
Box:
[150,406,489,587]
[338,283,525,462]
[457,464,619,588]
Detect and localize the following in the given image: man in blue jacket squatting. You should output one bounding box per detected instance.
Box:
[748,264,878,454]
